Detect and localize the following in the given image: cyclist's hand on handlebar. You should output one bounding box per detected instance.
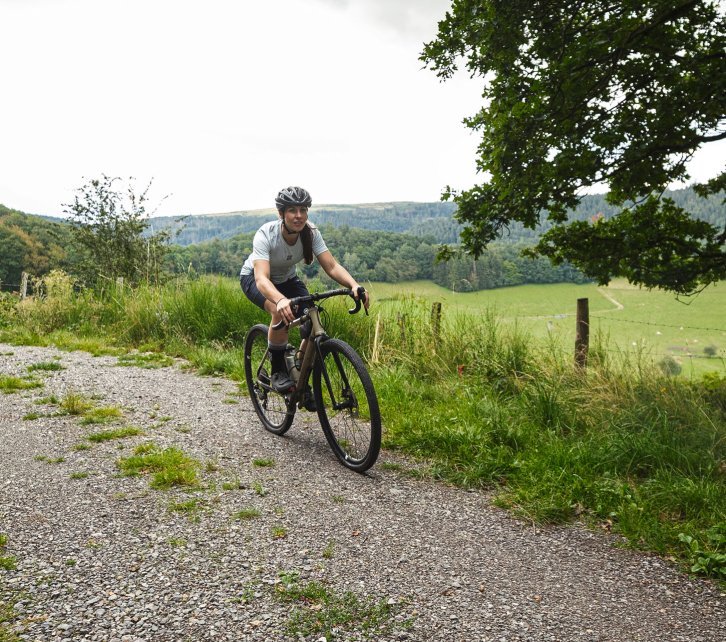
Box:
[275,297,295,324]
[350,284,370,314]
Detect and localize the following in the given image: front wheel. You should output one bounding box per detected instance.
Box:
[313,339,381,472]
[244,324,294,435]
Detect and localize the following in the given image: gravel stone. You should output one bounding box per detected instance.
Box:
[1,343,724,641]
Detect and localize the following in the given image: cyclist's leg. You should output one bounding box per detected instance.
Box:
[241,274,293,391]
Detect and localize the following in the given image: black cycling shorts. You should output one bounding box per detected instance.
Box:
[240,274,310,311]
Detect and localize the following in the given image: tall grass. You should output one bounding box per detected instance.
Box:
[1,273,724,579]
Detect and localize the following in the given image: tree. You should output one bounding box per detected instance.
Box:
[64,175,170,286]
[422,0,726,294]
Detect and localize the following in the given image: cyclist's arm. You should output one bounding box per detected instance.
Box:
[317,251,369,309]
[253,260,295,321]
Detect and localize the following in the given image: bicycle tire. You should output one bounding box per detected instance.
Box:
[244,324,294,435]
[313,338,381,472]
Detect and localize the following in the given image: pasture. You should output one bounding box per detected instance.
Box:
[367,279,726,378]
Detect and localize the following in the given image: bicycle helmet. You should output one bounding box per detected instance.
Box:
[275,186,312,211]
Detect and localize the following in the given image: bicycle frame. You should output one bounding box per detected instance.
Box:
[259,294,359,414]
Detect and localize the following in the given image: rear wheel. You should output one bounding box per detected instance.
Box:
[244,324,294,435]
[313,339,381,472]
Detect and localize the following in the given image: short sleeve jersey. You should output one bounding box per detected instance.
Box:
[240,220,328,283]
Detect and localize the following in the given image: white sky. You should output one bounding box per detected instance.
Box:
[1,0,724,218]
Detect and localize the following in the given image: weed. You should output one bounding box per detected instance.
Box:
[86,426,143,443]
[322,540,335,559]
[222,478,244,491]
[27,362,65,372]
[252,481,268,497]
[168,537,187,548]
[116,352,174,368]
[205,460,220,473]
[70,472,90,480]
[116,443,201,489]
[252,458,275,468]
[233,508,261,521]
[168,498,205,521]
[72,443,92,451]
[65,559,77,566]
[274,571,401,640]
[34,395,59,405]
[80,406,123,425]
[0,375,42,394]
[59,392,93,416]
[0,600,20,642]
[22,413,41,421]
[272,526,287,539]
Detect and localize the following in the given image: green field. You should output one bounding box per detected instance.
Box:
[367,279,726,378]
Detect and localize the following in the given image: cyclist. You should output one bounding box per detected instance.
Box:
[240,186,369,393]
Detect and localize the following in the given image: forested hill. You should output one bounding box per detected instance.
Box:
[150,201,459,246]
[151,187,724,246]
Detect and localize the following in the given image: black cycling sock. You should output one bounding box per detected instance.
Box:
[268,345,287,374]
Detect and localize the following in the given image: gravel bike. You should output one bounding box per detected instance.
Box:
[244,287,381,472]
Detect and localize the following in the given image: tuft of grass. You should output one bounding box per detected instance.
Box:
[22,412,42,421]
[274,571,401,640]
[116,443,201,489]
[27,361,65,372]
[116,352,174,369]
[222,478,244,491]
[59,392,93,416]
[168,498,206,521]
[80,406,123,425]
[233,508,261,521]
[252,458,275,468]
[252,481,269,497]
[272,526,288,539]
[0,534,16,571]
[322,540,335,559]
[0,375,42,394]
[69,471,90,480]
[86,426,143,443]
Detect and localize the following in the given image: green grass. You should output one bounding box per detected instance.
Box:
[80,406,124,425]
[252,458,275,468]
[59,392,93,415]
[116,443,201,489]
[27,361,65,372]
[0,534,16,571]
[1,273,724,580]
[274,571,402,640]
[116,352,174,368]
[0,375,42,394]
[234,508,261,520]
[86,426,143,442]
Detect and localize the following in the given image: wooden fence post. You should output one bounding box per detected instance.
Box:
[575,297,589,369]
[20,272,29,299]
[431,302,442,347]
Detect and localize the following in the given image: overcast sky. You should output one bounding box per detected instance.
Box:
[2,0,724,219]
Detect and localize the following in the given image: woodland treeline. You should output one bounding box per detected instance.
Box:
[149,187,725,246]
[1,187,722,292]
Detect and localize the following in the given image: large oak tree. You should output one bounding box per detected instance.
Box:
[422,0,725,294]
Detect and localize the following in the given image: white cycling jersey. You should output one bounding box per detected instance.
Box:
[240,220,328,283]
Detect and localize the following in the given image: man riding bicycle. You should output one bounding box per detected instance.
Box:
[240,186,369,393]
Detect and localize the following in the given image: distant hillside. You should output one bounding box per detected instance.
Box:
[150,201,459,246]
[150,187,724,246]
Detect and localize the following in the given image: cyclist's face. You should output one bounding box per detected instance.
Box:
[282,206,308,231]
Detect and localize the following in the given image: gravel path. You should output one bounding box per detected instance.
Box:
[1,343,724,642]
